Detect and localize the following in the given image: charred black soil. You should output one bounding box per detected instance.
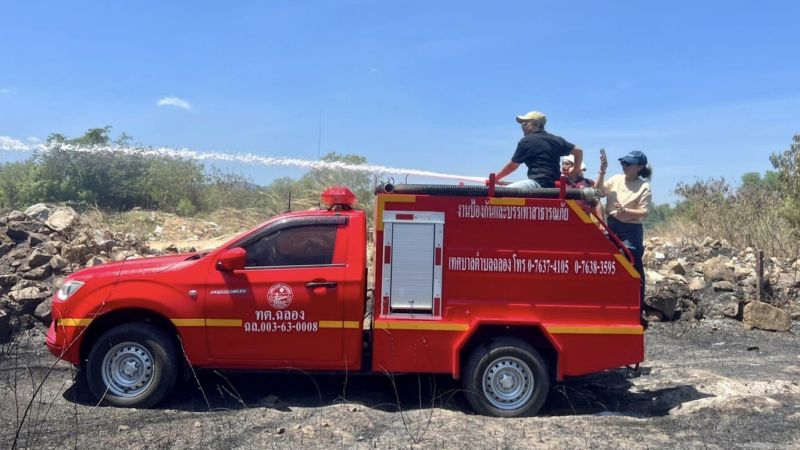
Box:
[2,319,798,449]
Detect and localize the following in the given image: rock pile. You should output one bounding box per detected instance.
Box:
[0,204,152,343]
[643,236,798,331]
[1,203,796,343]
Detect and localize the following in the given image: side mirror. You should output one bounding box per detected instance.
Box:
[216,247,247,271]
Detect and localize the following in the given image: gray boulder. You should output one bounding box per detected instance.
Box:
[734,265,754,281]
[8,285,49,315]
[24,203,56,222]
[85,256,107,267]
[703,256,735,282]
[712,280,736,292]
[7,210,27,222]
[679,298,703,321]
[743,301,791,332]
[9,286,44,302]
[27,232,48,247]
[0,274,20,287]
[0,309,11,343]
[6,225,29,242]
[34,297,52,324]
[790,301,800,321]
[23,264,52,280]
[50,255,69,271]
[0,242,13,259]
[665,260,687,276]
[722,300,744,320]
[645,281,689,320]
[45,207,79,231]
[27,248,53,268]
[61,244,89,263]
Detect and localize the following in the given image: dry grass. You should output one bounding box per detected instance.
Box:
[105,208,271,244]
[671,179,800,258]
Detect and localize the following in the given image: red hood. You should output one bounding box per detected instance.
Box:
[71,253,202,280]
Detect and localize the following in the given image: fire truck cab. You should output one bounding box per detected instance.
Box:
[47,182,644,417]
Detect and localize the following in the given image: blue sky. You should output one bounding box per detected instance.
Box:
[1,0,799,203]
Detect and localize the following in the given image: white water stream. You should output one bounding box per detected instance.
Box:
[0,137,486,183]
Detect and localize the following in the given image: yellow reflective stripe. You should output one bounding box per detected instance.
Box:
[319,320,361,329]
[171,319,358,328]
[374,321,468,331]
[170,319,206,327]
[205,319,243,327]
[548,325,644,335]
[376,194,417,231]
[56,318,93,327]
[566,200,593,224]
[170,319,242,327]
[614,254,641,279]
[488,197,525,206]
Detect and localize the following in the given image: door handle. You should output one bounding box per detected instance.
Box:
[305,281,338,288]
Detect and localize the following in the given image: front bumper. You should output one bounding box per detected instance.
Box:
[46,320,81,365]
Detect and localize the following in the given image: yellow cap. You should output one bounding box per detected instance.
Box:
[515,111,547,124]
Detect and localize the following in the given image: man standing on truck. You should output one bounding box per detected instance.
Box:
[495,110,584,189]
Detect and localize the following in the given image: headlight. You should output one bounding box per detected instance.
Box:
[56,280,85,302]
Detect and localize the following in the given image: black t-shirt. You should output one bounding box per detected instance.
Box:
[511,130,575,188]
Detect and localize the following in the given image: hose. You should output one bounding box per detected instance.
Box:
[374,183,598,202]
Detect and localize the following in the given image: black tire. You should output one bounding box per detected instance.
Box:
[462,337,550,417]
[86,322,179,408]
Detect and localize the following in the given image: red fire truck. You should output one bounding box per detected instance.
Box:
[46,181,644,417]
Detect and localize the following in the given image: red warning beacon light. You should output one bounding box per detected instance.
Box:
[320,186,357,209]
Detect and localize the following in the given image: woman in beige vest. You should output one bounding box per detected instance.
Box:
[597,151,652,326]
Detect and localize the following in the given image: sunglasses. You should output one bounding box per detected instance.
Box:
[621,161,632,167]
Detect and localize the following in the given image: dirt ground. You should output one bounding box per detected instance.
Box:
[2,319,799,449]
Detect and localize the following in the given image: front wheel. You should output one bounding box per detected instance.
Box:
[86,323,179,408]
[462,337,550,417]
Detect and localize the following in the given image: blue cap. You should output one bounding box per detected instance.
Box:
[619,150,648,166]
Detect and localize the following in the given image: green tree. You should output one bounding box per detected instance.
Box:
[770,134,800,236]
[144,157,205,213]
[643,203,675,228]
[741,171,780,191]
[0,127,380,221]
[295,153,375,219]
[0,160,43,208]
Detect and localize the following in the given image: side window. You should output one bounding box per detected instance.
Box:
[243,224,338,268]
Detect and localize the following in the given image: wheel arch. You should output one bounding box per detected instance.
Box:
[79,308,182,368]
[455,323,561,381]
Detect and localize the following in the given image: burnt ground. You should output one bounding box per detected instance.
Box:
[1,320,799,449]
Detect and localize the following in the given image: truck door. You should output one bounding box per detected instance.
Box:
[204,216,348,364]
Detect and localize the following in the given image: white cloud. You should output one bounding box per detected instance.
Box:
[369,67,378,73]
[0,88,11,94]
[156,96,192,111]
[0,136,29,150]
[27,136,41,143]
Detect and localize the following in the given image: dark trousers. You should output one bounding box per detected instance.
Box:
[607,217,645,311]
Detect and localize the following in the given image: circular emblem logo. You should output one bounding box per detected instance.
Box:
[267,283,293,309]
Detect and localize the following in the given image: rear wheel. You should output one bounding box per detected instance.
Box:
[462,337,550,417]
[86,323,179,408]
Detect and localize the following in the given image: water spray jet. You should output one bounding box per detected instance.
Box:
[0,138,487,184]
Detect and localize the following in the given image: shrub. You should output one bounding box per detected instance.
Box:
[177,198,198,217]
[0,127,378,224]
[673,174,797,257]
